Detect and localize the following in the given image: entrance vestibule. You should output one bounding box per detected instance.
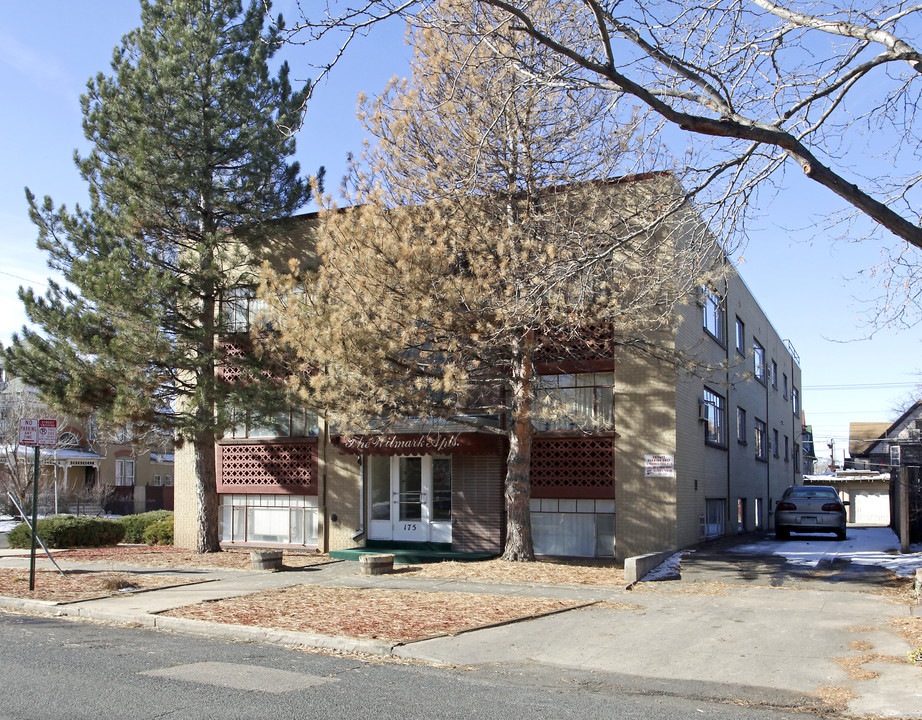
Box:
[367,455,452,543]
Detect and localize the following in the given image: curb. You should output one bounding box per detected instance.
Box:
[0,596,395,656]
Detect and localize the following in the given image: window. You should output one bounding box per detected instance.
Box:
[705,499,725,538]
[536,373,614,430]
[222,287,268,333]
[702,388,726,446]
[793,442,801,470]
[770,360,778,389]
[701,286,725,343]
[736,406,747,444]
[753,340,765,382]
[754,419,767,460]
[772,428,780,457]
[737,498,747,532]
[163,474,173,486]
[152,475,162,486]
[115,458,135,487]
[792,387,800,415]
[754,498,763,530]
[782,373,788,399]
[784,435,790,462]
[735,317,745,354]
[226,407,319,439]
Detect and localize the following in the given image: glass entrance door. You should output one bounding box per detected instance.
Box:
[368,455,452,542]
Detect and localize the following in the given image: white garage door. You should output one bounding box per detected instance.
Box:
[853,491,890,526]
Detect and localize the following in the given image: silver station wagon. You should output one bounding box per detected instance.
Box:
[775,485,848,540]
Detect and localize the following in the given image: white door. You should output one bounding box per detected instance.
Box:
[368,456,452,543]
[854,490,890,526]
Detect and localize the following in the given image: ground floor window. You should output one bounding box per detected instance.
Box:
[218,494,318,546]
[529,498,615,557]
[705,498,725,539]
[754,498,763,530]
[737,498,747,532]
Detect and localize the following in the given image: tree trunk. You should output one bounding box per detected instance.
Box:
[502,336,536,561]
[193,433,221,553]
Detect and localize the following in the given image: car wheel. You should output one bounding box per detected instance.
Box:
[776,528,789,539]
[835,530,846,541]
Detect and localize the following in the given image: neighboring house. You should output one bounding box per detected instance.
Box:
[173,177,804,561]
[0,367,173,515]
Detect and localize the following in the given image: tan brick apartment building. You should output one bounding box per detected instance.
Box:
[173,185,803,562]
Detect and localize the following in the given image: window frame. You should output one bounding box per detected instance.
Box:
[702,387,726,447]
[753,339,766,383]
[772,428,780,458]
[701,286,726,345]
[792,387,800,415]
[770,360,778,389]
[736,406,747,444]
[754,419,767,461]
[536,372,615,431]
[735,317,745,355]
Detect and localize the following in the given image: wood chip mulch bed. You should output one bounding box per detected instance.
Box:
[163,584,582,643]
[49,546,329,570]
[402,558,626,586]
[0,569,201,603]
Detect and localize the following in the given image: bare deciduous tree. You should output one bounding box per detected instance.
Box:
[263,0,722,560]
[284,0,922,326]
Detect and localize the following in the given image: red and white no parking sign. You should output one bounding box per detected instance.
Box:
[19,418,58,446]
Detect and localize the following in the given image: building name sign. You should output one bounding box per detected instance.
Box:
[339,433,463,455]
[644,453,675,478]
[19,418,58,447]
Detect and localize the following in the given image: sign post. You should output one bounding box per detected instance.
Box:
[19,419,57,590]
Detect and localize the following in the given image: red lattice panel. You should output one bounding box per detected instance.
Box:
[531,436,614,499]
[217,440,318,494]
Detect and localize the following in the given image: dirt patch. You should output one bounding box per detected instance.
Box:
[813,685,857,712]
[848,640,874,652]
[402,558,624,586]
[49,546,330,571]
[890,616,922,659]
[163,584,580,643]
[0,568,201,602]
[833,653,909,681]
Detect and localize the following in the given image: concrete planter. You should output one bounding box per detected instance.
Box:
[250,550,283,571]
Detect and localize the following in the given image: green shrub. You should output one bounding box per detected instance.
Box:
[6,515,126,549]
[143,519,174,546]
[118,510,174,543]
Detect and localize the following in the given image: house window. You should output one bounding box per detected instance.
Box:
[792,387,799,415]
[754,498,763,530]
[220,494,319,546]
[701,286,725,344]
[735,317,745,355]
[115,459,135,487]
[736,406,747,444]
[782,373,788,399]
[222,287,268,333]
[152,475,162,486]
[770,360,778,389]
[753,340,765,382]
[772,428,780,457]
[702,388,726,446]
[163,474,173,486]
[705,499,725,539]
[793,442,801,469]
[754,419,767,460]
[737,498,747,532]
[536,373,614,431]
[784,435,790,462]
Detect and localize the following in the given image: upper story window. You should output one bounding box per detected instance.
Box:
[702,388,726,446]
[222,287,268,334]
[792,387,800,415]
[735,317,745,355]
[770,360,778,389]
[772,428,780,457]
[536,372,614,431]
[754,418,767,460]
[736,406,747,444]
[701,286,725,344]
[226,407,319,439]
[782,373,788,399]
[753,339,766,383]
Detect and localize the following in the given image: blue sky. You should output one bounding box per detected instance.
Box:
[0,2,918,465]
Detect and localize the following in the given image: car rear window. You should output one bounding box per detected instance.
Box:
[786,487,838,498]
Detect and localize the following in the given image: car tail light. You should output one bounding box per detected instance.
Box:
[776,502,797,511]
[822,502,844,512]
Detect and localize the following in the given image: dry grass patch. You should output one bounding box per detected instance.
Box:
[813,685,857,712]
[51,546,329,571]
[834,653,909,681]
[163,585,579,643]
[402,558,625,586]
[0,568,201,602]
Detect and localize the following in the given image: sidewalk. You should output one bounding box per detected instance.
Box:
[1,548,920,719]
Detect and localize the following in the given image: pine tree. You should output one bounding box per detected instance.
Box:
[3,0,321,552]
[262,0,717,560]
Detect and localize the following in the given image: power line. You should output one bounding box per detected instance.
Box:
[804,382,917,391]
[0,271,47,288]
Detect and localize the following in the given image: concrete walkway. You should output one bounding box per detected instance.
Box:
[1,546,920,718]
